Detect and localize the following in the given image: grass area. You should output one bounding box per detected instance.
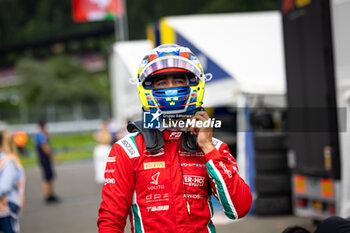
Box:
[20,131,97,168]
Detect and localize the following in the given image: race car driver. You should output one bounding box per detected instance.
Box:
[98,44,252,233]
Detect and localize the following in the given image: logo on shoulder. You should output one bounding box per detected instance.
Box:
[121,140,135,155]
[143,111,161,129]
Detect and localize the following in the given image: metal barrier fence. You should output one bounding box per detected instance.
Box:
[1,101,110,125]
[0,102,111,134]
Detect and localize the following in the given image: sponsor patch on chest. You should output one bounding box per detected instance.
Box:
[184,175,205,187]
[169,131,182,140]
[146,205,169,212]
[178,151,204,157]
[146,193,169,203]
[144,162,165,170]
[181,162,206,168]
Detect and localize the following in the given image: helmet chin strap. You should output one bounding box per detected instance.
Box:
[142,104,204,115]
[127,120,198,153]
[140,106,206,132]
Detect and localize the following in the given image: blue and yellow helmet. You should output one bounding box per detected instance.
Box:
[137,44,205,115]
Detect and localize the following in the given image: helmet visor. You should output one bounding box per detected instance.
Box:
[138,56,203,87]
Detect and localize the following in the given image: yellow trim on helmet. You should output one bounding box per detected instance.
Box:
[196,80,205,105]
[138,80,205,112]
[138,85,153,111]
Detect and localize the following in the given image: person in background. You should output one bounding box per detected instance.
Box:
[282,216,350,233]
[282,226,311,233]
[106,119,119,145]
[313,216,350,233]
[0,131,25,233]
[34,120,60,204]
[93,120,112,184]
[115,120,129,141]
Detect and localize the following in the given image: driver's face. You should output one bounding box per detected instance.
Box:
[153,75,187,88]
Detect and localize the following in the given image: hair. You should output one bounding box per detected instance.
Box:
[0,130,22,169]
[38,119,46,128]
[282,226,311,233]
[0,130,18,155]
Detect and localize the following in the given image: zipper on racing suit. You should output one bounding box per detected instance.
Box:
[176,141,191,215]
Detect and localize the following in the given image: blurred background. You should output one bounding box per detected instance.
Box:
[1,0,350,232]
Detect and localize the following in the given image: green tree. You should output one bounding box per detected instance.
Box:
[16,56,107,107]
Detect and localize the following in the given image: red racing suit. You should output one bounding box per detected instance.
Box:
[98,130,252,233]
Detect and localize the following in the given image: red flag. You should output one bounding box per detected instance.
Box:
[72,0,124,22]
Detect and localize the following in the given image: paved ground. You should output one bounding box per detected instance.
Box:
[20,160,317,233]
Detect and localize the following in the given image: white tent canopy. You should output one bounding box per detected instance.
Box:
[110,40,152,124]
[166,11,286,96]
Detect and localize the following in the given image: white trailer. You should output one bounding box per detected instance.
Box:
[282,0,350,219]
